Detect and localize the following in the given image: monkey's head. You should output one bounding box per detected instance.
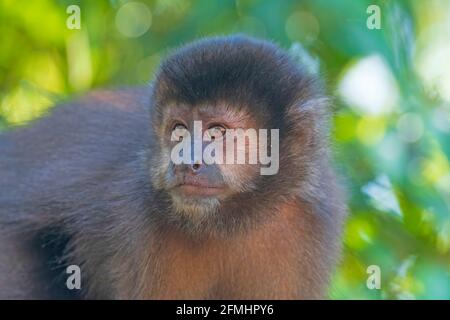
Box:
[149,35,328,235]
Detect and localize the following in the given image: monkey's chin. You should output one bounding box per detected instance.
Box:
[169,190,222,218]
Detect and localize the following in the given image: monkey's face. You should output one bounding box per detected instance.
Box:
[152,103,264,219]
[148,36,324,233]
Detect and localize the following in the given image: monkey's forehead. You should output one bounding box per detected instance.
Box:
[152,35,319,114]
[156,102,262,127]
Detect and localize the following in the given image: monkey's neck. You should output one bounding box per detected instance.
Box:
[129,199,327,299]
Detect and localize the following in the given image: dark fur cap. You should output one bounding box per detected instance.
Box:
[153,35,321,125]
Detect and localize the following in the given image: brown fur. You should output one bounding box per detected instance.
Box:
[139,198,339,299]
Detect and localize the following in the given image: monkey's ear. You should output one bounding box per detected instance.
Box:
[286,96,330,125]
[282,96,331,151]
[152,72,173,107]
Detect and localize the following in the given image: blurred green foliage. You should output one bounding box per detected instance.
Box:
[1,0,449,299]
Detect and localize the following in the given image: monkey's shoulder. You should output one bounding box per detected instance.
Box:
[0,88,155,204]
[1,87,153,156]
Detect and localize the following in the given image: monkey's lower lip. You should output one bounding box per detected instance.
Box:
[176,184,225,197]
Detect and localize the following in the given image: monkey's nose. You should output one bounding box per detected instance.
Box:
[191,162,202,173]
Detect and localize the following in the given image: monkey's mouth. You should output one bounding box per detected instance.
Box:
[175,182,226,197]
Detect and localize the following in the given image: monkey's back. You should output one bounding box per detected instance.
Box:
[0,88,153,219]
[0,88,155,298]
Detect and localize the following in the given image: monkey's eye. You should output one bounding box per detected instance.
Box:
[206,125,226,140]
[171,123,188,141]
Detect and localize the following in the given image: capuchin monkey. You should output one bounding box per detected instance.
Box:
[0,35,347,299]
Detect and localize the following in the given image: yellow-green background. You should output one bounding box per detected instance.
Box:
[1,0,449,299]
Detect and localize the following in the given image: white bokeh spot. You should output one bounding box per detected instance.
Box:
[115,2,152,38]
[339,55,399,116]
